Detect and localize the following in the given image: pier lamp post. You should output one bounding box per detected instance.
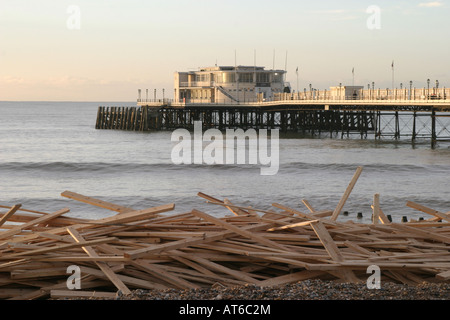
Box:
[427,79,430,100]
[409,81,413,100]
[163,89,165,102]
[339,83,342,101]
[436,80,439,99]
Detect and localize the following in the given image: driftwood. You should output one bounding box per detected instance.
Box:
[0,167,448,299]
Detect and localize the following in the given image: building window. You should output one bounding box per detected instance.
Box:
[256,73,270,83]
[195,74,209,82]
[239,73,253,83]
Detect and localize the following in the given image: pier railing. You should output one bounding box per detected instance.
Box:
[137,87,450,109]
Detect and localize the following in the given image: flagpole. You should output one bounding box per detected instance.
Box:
[352,67,355,87]
[392,60,395,92]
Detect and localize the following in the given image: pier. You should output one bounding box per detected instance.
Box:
[95,65,450,147]
[96,93,450,148]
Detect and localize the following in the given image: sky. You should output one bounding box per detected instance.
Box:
[0,0,449,101]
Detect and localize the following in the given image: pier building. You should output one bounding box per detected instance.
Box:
[174,65,288,104]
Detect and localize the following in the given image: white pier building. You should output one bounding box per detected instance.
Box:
[174,65,289,104]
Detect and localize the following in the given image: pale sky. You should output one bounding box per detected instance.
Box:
[1,0,449,101]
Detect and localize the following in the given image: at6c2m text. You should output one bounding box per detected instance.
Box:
[179,304,271,317]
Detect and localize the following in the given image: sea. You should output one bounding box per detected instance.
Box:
[0,101,449,224]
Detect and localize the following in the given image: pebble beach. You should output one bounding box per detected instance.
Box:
[90,280,449,300]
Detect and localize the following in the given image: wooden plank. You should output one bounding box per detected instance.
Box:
[377,208,391,224]
[39,256,130,263]
[259,270,325,287]
[172,250,263,285]
[0,289,35,299]
[436,270,450,280]
[124,221,274,260]
[67,227,132,295]
[3,237,117,259]
[301,199,316,213]
[80,265,167,290]
[372,194,380,225]
[330,166,363,221]
[168,253,217,277]
[256,233,310,242]
[7,203,175,244]
[310,221,360,283]
[0,205,48,215]
[267,219,318,231]
[11,267,69,280]
[131,259,200,289]
[0,204,22,228]
[61,191,134,214]
[190,209,289,252]
[223,198,250,216]
[406,201,450,222]
[344,240,376,256]
[389,223,450,244]
[0,208,70,240]
[0,211,88,227]
[50,290,117,299]
[310,222,343,262]
[271,203,339,227]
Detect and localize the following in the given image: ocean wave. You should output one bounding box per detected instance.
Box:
[0,161,264,174]
[278,161,448,174]
[0,160,447,176]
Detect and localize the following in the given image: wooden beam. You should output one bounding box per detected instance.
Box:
[372,194,380,224]
[6,203,175,244]
[3,237,117,259]
[310,221,360,283]
[189,209,289,252]
[0,204,22,228]
[80,265,167,290]
[67,227,132,295]
[132,259,200,290]
[390,223,450,244]
[436,270,450,281]
[406,201,450,222]
[259,270,325,287]
[61,191,134,214]
[0,208,70,240]
[267,220,318,231]
[50,290,117,299]
[330,166,363,221]
[173,250,263,285]
[124,221,274,260]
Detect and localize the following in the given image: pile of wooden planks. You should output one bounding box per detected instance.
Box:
[0,167,449,300]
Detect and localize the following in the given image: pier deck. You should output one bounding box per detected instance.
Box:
[96,97,450,148]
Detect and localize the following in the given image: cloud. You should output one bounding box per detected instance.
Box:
[418,1,444,7]
[310,9,348,14]
[308,9,359,21]
[1,76,26,84]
